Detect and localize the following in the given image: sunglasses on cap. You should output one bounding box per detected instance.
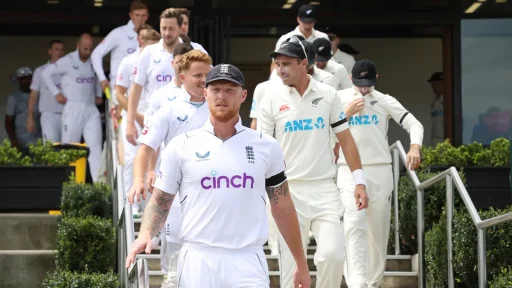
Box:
[285,36,308,61]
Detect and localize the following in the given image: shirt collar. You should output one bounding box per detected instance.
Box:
[181,86,192,102]
[293,26,318,41]
[158,38,184,52]
[203,116,244,134]
[286,75,318,95]
[127,20,135,30]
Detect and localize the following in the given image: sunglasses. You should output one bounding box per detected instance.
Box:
[285,36,308,61]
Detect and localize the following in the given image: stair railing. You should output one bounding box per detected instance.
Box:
[390,140,512,288]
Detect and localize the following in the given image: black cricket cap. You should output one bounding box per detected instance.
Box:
[269,37,308,60]
[427,72,443,82]
[313,38,332,62]
[351,59,377,87]
[205,64,245,87]
[298,4,316,23]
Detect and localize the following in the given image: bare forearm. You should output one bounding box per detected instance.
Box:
[127,84,142,123]
[148,147,160,173]
[115,86,128,111]
[268,182,307,265]
[250,119,257,130]
[28,91,38,116]
[133,145,153,181]
[139,188,174,238]
[337,129,362,171]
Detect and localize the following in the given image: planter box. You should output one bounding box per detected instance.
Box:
[0,166,74,212]
[429,166,511,209]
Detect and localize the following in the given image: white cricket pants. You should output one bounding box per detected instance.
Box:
[177,244,269,287]
[121,119,142,214]
[161,199,183,274]
[41,112,61,143]
[337,164,393,288]
[278,180,345,288]
[161,241,182,274]
[266,194,279,255]
[61,102,102,182]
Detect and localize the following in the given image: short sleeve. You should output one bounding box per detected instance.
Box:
[5,94,16,116]
[153,135,185,195]
[137,105,171,151]
[257,93,276,137]
[265,139,287,187]
[329,89,349,134]
[133,48,149,86]
[249,82,266,119]
[116,58,131,88]
[30,67,42,92]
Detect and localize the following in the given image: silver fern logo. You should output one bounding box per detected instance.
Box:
[311,97,323,107]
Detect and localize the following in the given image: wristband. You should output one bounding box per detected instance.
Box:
[352,169,366,187]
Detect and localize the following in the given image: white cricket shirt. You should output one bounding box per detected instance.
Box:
[146,79,181,122]
[191,42,208,54]
[332,49,356,75]
[116,49,146,117]
[91,20,139,83]
[138,87,208,151]
[249,79,281,119]
[323,60,352,90]
[269,67,335,89]
[258,76,349,181]
[153,118,287,249]
[42,50,102,104]
[31,62,63,113]
[336,87,424,166]
[275,26,329,52]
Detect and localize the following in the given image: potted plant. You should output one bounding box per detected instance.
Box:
[0,140,87,212]
[420,138,511,209]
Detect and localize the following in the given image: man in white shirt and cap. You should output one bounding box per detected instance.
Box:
[329,32,356,74]
[313,38,352,90]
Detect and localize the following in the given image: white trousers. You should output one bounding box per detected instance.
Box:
[177,244,269,287]
[161,241,182,274]
[61,102,102,182]
[121,119,142,214]
[41,112,61,143]
[337,164,393,288]
[278,180,345,288]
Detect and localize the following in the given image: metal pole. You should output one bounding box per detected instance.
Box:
[446,175,455,288]
[477,228,487,288]
[417,188,426,288]
[392,148,400,255]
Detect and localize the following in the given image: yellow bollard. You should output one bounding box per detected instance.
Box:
[52,142,89,184]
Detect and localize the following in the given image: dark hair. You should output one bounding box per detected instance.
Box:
[159,8,184,27]
[48,40,63,49]
[177,8,190,18]
[179,33,191,44]
[137,24,153,34]
[130,0,148,12]
[173,43,194,56]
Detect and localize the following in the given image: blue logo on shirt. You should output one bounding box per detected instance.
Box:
[284,117,326,133]
[196,151,210,159]
[177,115,188,123]
[348,114,379,126]
[339,111,347,120]
[154,59,161,64]
[250,99,256,111]
[168,96,177,101]
[72,65,79,70]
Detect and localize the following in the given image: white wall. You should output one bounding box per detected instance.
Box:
[230,37,443,149]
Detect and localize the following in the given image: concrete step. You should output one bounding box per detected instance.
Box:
[0,214,60,250]
[147,271,418,288]
[0,250,57,288]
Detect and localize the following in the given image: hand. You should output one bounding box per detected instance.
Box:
[346,98,365,117]
[128,177,146,205]
[125,233,152,269]
[293,264,311,288]
[146,171,156,193]
[26,116,35,133]
[95,97,104,106]
[354,184,369,211]
[56,93,67,104]
[100,80,110,92]
[126,121,139,146]
[406,144,421,171]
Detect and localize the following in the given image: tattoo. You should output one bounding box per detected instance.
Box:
[266,181,289,205]
[140,188,175,238]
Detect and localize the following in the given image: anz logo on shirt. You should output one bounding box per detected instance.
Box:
[347,114,380,126]
[284,117,326,133]
[177,115,189,125]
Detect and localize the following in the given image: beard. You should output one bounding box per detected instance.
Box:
[209,102,239,123]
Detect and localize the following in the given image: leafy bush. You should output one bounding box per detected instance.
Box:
[425,212,448,288]
[30,139,87,166]
[452,207,512,287]
[489,267,512,288]
[56,216,115,273]
[61,180,112,219]
[42,269,119,288]
[0,139,31,166]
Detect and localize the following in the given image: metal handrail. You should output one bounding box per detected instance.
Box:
[390,140,512,288]
[128,258,150,287]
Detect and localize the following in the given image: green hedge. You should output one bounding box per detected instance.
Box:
[55,216,115,273]
[42,269,119,288]
[489,268,512,288]
[425,212,448,287]
[0,139,87,166]
[61,180,112,219]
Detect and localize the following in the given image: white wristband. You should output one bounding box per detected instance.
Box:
[352,169,366,186]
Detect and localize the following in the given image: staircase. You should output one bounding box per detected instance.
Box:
[0,214,59,288]
[134,219,418,288]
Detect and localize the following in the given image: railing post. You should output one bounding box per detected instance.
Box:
[446,174,455,288]
[417,188,426,288]
[392,147,401,255]
[477,228,487,288]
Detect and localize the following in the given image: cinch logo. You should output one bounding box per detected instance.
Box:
[156,74,172,82]
[348,114,379,126]
[200,170,255,189]
[284,117,325,133]
[127,47,137,54]
[76,77,95,84]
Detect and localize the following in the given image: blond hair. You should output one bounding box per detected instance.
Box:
[176,50,212,74]
[139,29,161,42]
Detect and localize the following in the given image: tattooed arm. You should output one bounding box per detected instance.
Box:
[140,188,175,238]
[267,181,309,274]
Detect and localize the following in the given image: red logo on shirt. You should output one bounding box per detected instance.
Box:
[141,126,149,135]
[117,74,123,80]
[279,104,290,112]
[132,67,138,75]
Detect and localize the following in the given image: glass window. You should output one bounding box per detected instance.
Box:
[461,19,512,145]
